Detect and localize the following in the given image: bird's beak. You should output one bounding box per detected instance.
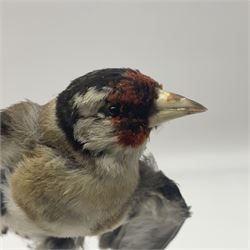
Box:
[149,89,207,128]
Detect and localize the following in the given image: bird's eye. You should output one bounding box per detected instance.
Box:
[108,105,121,117]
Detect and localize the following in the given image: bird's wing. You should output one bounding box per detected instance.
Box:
[99,152,190,250]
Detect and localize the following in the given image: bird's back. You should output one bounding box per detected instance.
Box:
[0,101,41,169]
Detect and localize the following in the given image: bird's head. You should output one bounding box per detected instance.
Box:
[56,68,206,156]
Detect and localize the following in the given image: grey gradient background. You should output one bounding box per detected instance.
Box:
[0,1,249,249]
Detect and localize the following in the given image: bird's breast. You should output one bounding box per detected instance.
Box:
[9,146,139,237]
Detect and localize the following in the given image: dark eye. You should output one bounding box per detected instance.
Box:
[108,105,121,117]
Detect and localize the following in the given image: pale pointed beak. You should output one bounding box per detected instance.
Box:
[149,89,207,128]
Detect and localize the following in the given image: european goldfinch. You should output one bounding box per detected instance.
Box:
[0,68,206,249]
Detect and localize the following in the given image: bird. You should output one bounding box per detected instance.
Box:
[0,68,206,249]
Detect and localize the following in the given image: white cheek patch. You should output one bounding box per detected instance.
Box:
[73,87,112,117]
[73,118,118,152]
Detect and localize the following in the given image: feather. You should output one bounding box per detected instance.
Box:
[99,152,190,249]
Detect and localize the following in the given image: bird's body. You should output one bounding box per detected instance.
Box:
[1,100,139,238]
[0,68,206,249]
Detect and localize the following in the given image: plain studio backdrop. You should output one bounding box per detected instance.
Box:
[0,1,248,250]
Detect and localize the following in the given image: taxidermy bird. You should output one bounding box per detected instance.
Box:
[0,68,206,249]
